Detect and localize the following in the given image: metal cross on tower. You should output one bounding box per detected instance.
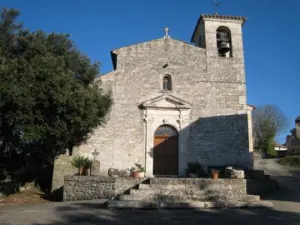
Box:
[91,148,99,161]
[164,27,170,37]
[214,0,221,15]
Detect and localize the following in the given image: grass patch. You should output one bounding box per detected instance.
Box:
[278,156,300,168]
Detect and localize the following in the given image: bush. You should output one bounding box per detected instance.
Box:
[278,156,300,168]
[266,138,277,157]
[71,156,91,169]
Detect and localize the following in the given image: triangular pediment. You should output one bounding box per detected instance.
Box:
[141,93,191,110]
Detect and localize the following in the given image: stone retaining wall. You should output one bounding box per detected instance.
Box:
[63,176,145,201]
[63,176,248,201]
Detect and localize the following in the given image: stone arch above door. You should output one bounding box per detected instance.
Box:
[141,93,191,177]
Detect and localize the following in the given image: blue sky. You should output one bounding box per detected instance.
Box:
[2,0,299,143]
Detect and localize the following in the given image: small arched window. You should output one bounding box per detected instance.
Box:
[163,75,172,91]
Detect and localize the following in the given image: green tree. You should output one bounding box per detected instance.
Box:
[252,105,288,156]
[0,8,112,187]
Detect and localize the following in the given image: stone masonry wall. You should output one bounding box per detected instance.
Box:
[63,176,144,201]
[76,22,251,174]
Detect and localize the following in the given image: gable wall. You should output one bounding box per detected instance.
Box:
[77,37,252,175]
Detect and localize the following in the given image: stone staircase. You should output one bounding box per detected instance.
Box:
[245,170,279,195]
[107,178,273,209]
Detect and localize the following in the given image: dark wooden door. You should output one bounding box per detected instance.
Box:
[153,135,178,175]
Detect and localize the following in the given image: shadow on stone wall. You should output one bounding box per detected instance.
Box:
[150,113,252,174]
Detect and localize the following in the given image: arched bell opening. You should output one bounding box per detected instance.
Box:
[153,125,178,176]
[216,26,232,58]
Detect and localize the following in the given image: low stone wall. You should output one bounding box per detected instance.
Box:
[63,176,145,201]
[63,176,248,201]
[0,181,19,197]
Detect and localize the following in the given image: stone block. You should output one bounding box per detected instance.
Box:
[90,160,100,176]
[225,167,245,179]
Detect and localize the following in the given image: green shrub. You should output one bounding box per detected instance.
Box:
[266,141,277,157]
[262,136,277,157]
[279,156,300,168]
[134,163,145,172]
[71,156,91,169]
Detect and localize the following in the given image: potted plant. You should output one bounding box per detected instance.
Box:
[186,162,208,178]
[131,163,145,178]
[71,156,91,175]
[211,169,220,180]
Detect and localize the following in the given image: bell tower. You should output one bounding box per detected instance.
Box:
[191,14,246,59]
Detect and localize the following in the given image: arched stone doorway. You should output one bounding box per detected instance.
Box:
[153,125,178,176]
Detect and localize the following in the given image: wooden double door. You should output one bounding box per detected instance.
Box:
[153,125,178,176]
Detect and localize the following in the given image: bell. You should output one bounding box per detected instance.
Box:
[217,31,228,42]
[217,30,230,54]
[218,41,230,54]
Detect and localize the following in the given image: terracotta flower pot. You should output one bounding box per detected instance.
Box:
[79,167,87,176]
[132,171,139,178]
[137,172,145,178]
[211,170,219,180]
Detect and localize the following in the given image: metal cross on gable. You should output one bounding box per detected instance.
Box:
[164,27,170,37]
[91,148,99,161]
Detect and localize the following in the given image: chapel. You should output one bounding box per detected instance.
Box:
[74,14,254,176]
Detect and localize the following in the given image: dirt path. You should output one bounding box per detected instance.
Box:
[1,159,300,225]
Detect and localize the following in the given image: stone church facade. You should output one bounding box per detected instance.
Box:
[75,14,254,176]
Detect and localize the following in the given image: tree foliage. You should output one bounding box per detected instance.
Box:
[252,104,288,153]
[0,8,112,184]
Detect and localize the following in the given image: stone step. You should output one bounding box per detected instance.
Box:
[147,178,246,194]
[130,189,211,196]
[107,200,159,209]
[138,183,186,190]
[120,190,260,202]
[138,183,243,192]
[132,189,256,200]
[120,194,260,202]
[107,200,273,209]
